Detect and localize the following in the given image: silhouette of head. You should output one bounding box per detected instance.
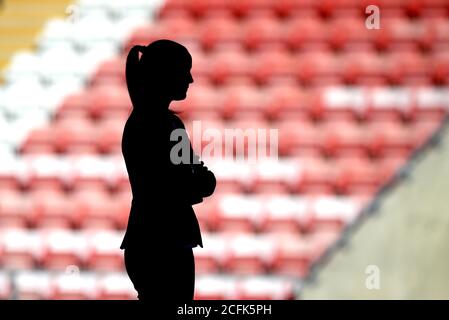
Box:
[126,39,194,111]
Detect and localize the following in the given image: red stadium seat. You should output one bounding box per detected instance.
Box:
[50,272,97,300]
[270,233,312,278]
[96,274,136,300]
[365,121,415,158]
[194,276,237,300]
[161,0,232,18]
[278,120,325,156]
[158,0,191,15]
[0,191,33,228]
[69,156,113,193]
[215,195,261,232]
[383,51,429,86]
[339,51,385,85]
[158,13,198,41]
[1,229,40,270]
[253,182,291,195]
[236,277,295,300]
[53,118,97,155]
[294,51,338,86]
[24,155,67,192]
[205,160,251,192]
[241,14,283,51]
[171,84,220,116]
[96,118,126,154]
[297,158,336,195]
[309,228,342,259]
[333,156,392,195]
[321,120,368,158]
[91,57,126,87]
[193,234,226,274]
[75,190,119,230]
[123,24,161,54]
[262,85,310,121]
[259,195,312,233]
[30,189,78,229]
[41,230,85,271]
[415,87,449,121]
[88,85,132,120]
[222,234,275,275]
[208,49,251,86]
[430,18,449,44]
[252,159,302,194]
[192,198,218,231]
[198,15,241,51]
[222,97,267,127]
[20,126,56,155]
[365,87,415,123]
[85,231,124,271]
[430,50,449,85]
[315,86,369,122]
[327,17,372,51]
[184,118,226,157]
[251,49,294,85]
[15,271,51,300]
[284,17,327,51]
[309,195,361,230]
[54,91,90,120]
[228,0,272,17]
[273,0,314,18]
[412,117,444,149]
[223,117,273,166]
[0,273,11,299]
[114,191,132,230]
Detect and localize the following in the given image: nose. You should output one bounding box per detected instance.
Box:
[188,72,194,84]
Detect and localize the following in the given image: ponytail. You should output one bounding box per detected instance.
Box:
[126,45,146,110]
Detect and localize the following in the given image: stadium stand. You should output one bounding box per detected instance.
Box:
[0,0,74,77]
[0,0,448,299]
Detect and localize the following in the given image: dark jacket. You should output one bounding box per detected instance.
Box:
[120,108,216,250]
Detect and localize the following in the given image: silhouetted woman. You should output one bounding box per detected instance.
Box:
[120,40,216,301]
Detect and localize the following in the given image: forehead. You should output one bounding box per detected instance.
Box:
[170,52,192,69]
[141,46,192,72]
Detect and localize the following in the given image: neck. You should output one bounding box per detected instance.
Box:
[132,92,172,116]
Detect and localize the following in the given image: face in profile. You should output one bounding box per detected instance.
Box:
[139,40,194,103]
[167,54,194,101]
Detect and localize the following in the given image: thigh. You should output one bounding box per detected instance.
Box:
[124,247,195,301]
[172,248,195,300]
[161,248,195,301]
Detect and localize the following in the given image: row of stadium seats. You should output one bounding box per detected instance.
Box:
[18,116,441,159]
[0,270,296,300]
[95,49,449,86]
[127,14,449,52]
[35,9,154,51]
[4,43,119,85]
[0,228,338,278]
[0,185,366,231]
[52,84,449,123]
[8,48,448,88]
[0,154,406,195]
[2,84,445,149]
[158,0,449,19]
[7,54,447,94]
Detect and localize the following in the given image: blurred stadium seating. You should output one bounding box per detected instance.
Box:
[0,0,448,299]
